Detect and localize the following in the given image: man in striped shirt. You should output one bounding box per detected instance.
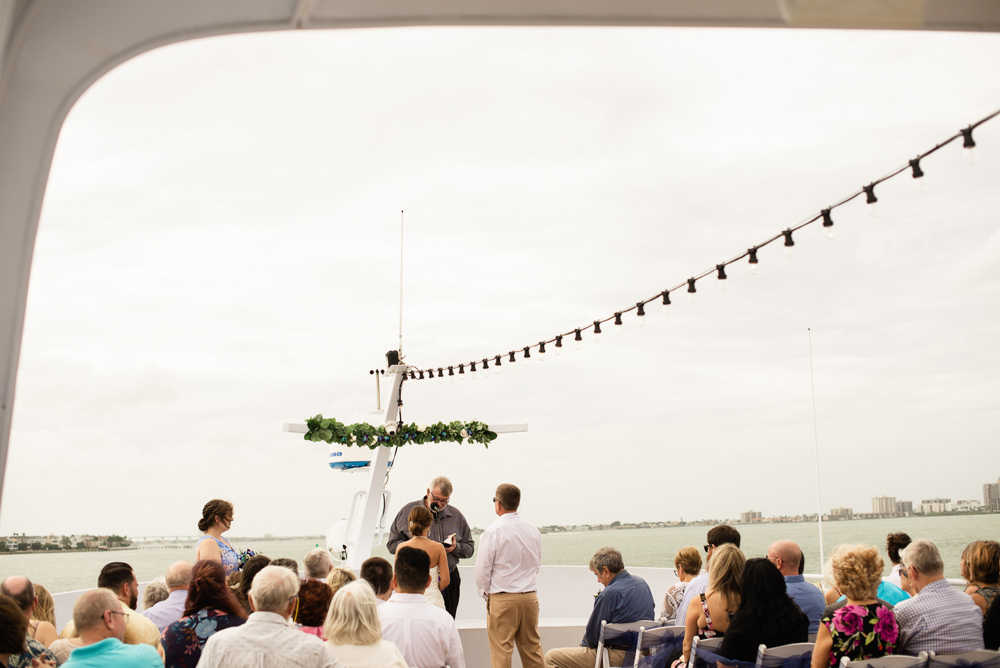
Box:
[893,539,984,655]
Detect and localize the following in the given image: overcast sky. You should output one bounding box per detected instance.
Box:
[1,26,998,539]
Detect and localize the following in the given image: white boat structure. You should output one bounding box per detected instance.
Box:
[2,3,997,667]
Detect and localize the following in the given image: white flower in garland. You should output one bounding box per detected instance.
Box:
[460,428,468,438]
[417,424,427,433]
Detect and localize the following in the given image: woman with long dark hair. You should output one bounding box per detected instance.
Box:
[718,558,809,664]
[236,555,272,611]
[162,560,248,668]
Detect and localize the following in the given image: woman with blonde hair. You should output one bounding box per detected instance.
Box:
[327,566,357,597]
[31,584,55,627]
[393,505,450,609]
[324,580,408,668]
[676,543,745,667]
[965,540,1000,615]
[811,545,898,668]
[659,547,701,624]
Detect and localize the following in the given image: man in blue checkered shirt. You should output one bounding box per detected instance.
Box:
[893,539,984,655]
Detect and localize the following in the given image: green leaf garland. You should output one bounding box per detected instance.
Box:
[304,415,498,449]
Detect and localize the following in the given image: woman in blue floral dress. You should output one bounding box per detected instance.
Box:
[163,560,247,668]
[811,545,899,668]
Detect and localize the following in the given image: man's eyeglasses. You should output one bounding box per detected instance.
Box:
[703,544,713,553]
[431,493,449,505]
[109,611,129,624]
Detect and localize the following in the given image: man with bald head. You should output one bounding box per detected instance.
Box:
[0,575,58,646]
[62,589,161,668]
[141,561,192,632]
[767,541,825,633]
[0,575,57,666]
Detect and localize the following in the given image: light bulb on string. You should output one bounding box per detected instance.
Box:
[661,290,671,315]
[909,158,925,194]
[538,341,546,361]
[636,303,645,327]
[509,351,517,367]
[821,208,834,241]
[574,329,583,350]
[438,368,444,385]
[593,321,602,342]
[783,229,795,259]
[523,346,531,367]
[716,264,727,291]
[962,126,976,164]
[614,312,623,335]
[687,278,696,304]
[458,363,465,380]
[864,183,878,218]
[448,366,455,383]
[470,361,477,379]
[494,355,502,375]
[554,335,563,355]
[481,359,489,378]
[748,247,759,274]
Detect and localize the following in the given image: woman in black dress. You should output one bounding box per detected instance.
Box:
[717,558,809,664]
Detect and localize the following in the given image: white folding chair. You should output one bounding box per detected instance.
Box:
[691,635,725,668]
[927,650,1000,668]
[633,625,685,668]
[756,642,815,668]
[595,620,661,668]
[840,652,929,668]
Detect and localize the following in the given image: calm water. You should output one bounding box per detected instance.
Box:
[3,514,996,593]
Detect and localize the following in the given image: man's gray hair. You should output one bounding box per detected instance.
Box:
[589,546,625,574]
[249,565,300,613]
[901,539,944,576]
[142,578,169,610]
[165,561,193,589]
[304,548,334,579]
[73,589,119,632]
[430,476,452,497]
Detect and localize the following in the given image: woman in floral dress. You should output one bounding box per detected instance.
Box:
[811,545,898,668]
[163,560,247,668]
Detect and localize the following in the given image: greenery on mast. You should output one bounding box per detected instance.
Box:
[304,415,498,449]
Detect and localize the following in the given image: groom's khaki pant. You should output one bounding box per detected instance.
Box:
[544,646,627,668]
[488,591,544,668]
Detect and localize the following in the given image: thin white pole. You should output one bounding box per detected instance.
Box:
[807,328,825,565]
[399,210,404,357]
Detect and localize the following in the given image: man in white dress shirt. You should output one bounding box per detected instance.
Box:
[475,483,544,668]
[197,566,344,668]
[379,547,466,668]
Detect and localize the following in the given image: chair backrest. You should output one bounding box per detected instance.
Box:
[691,635,726,668]
[756,642,815,668]
[596,620,661,668]
[633,625,684,668]
[927,650,1000,668]
[840,652,929,668]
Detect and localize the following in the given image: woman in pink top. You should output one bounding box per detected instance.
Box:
[295,579,333,640]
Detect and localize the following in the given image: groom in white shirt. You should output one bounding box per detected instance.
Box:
[475,483,544,668]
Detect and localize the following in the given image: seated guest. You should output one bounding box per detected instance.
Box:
[327,567,357,598]
[985,593,1000,650]
[295,579,333,640]
[162,560,247,668]
[964,540,1000,616]
[659,547,701,624]
[0,595,30,668]
[893,539,984,654]
[884,533,911,588]
[0,582,57,668]
[141,579,169,610]
[360,557,393,604]
[767,541,825,633]
[811,545,898,668]
[544,546,655,668]
[304,549,335,581]
[142,561,192,632]
[325,581,408,667]
[678,543,744,668]
[0,576,59,648]
[378,547,465,668]
[62,589,161,668]
[197,566,343,668]
[675,525,741,627]
[32,584,56,627]
[271,558,300,575]
[719,558,808,664]
[235,555,272,610]
[58,562,162,654]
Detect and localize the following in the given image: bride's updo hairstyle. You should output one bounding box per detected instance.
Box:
[198,499,234,532]
[408,505,433,536]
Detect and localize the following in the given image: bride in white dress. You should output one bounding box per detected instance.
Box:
[394,505,450,609]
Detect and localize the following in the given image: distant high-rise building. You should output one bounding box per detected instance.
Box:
[918,498,951,514]
[984,478,1000,511]
[872,496,896,515]
[895,501,913,514]
[740,510,762,523]
[830,507,853,519]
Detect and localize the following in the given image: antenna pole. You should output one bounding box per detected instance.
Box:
[808,328,825,566]
[399,210,404,357]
